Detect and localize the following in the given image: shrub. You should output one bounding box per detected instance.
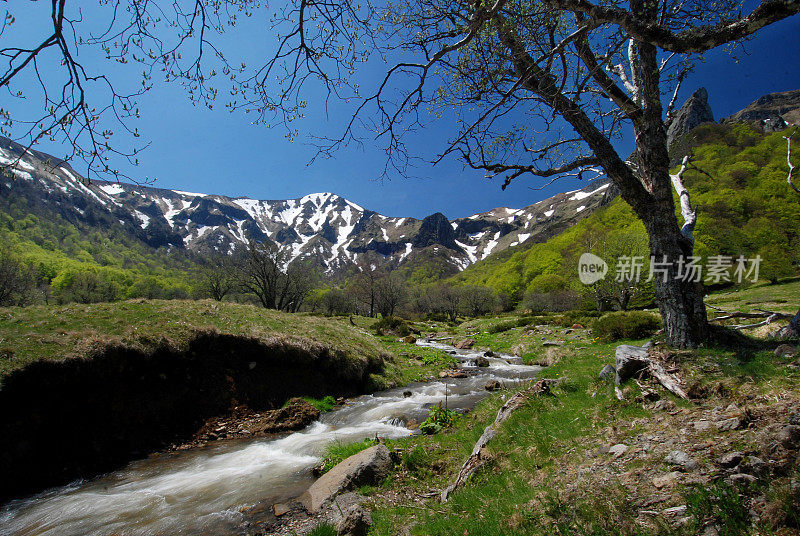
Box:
[553,309,602,327]
[591,311,661,341]
[419,403,459,435]
[488,319,517,333]
[372,316,410,336]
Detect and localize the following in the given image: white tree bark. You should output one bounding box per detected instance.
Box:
[785,129,800,194]
[670,155,698,242]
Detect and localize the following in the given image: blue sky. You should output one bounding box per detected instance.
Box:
[5,3,800,219]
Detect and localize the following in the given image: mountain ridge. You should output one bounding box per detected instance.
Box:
[0,137,613,276]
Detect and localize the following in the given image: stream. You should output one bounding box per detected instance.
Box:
[0,341,541,536]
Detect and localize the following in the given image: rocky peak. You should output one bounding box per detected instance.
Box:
[722,89,800,132]
[667,87,715,148]
[412,212,460,251]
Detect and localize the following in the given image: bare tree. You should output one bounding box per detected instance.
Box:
[200,255,235,301]
[459,285,496,317]
[375,271,407,317]
[235,240,288,309]
[349,262,381,317]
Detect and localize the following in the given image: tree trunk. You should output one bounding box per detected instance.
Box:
[641,208,708,348]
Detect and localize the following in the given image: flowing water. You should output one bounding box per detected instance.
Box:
[0,341,541,536]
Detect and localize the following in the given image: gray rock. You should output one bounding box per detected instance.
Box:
[542,340,564,347]
[717,451,744,469]
[665,450,698,471]
[727,473,757,485]
[599,364,616,380]
[652,471,681,489]
[693,420,712,431]
[715,417,741,432]
[336,504,372,536]
[475,356,490,367]
[300,445,392,513]
[614,345,650,385]
[608,444,628,458]
[775,344,798,358]
[777,424,800,449]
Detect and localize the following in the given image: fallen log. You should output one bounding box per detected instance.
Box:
[614,345,688,401]
[440,379,556,502]
[707,304,792,330]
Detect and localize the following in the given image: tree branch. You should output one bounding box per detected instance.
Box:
[548,0,800,53]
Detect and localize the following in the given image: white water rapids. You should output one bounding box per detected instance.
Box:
[0,341,541,536]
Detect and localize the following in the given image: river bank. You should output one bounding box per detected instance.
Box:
[0,336,541,535]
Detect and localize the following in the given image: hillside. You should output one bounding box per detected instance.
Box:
[452,123,800,303]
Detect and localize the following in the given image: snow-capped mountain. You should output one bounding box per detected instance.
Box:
[0,136,615,275]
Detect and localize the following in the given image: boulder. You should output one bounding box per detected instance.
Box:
[484,350,495,358]
[484,380,502,391]
[717,451,744,469]
[715,417,741,432]
[775,344,798,358]
[542,340,563,347]
[614,345,650,385]
[571,324,584,329]
[777,424,800,449]
[454,338,475,349]
[403,391,413,398]
[402,335,417,344]
[475,356,490,367]
[336,504,372,536]
[652,471,681,489]
[300,445,392,513]
[665,450,698,471]
[599,364,616,380]
[608,444,628,458]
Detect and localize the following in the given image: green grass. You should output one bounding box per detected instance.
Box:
[370,329,653,535]
[705,278,800,315]
[307,523,337,536]
[373,335,459,385]
[289,396,338,412]
[368,312,798,535]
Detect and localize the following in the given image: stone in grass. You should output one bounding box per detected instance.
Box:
[664,450,698,471]
[300,445,392,513]
[608,444,628,458]
[715,417,741,431]
[774,344,798,358]
[652,471,681,489]
[599,364,616,380]
[336,504,373,536]
[717,451,744,469]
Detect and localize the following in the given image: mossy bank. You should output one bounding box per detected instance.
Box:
[0,300,399,503]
